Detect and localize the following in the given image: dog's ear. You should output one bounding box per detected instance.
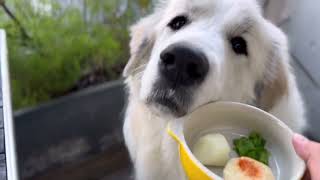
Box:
[123,14,158,77]
[255,26,289,111]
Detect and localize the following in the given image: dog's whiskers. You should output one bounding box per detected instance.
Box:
[134,71,144,80]
[132,64,147,74]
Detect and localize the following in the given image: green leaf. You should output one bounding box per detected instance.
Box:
[249,131,266,147]
[258,149,270,165]
[233,132,270,165]
[247,150,259,159]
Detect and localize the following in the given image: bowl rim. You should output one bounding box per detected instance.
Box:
[178,101,306,180]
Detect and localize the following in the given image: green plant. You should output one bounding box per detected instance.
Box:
[0,0,151,109]
[233,132,270,165]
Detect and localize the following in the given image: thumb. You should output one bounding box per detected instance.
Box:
[292,134,311,161]
[293,133,320,180]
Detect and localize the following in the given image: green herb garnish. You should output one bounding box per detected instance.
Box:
[233,132,270,165]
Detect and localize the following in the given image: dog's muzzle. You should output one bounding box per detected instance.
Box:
[147,43,209,117]
[159,43,209,87]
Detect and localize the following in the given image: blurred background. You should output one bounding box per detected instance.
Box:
[0,0,319,180]
[0,0,154,110]
[0,0,154,179]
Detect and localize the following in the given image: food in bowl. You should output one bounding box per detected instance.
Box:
[233,132,270,165]
[192,133,231,166]
[223,157,275,180]
[168,102,306,180]
[192,131,275,179]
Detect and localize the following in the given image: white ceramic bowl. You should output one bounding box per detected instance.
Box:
[168,102,306,180]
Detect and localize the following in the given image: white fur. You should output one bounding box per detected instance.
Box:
[123,0,306,179]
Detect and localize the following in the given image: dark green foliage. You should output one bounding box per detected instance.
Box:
[0,0,151,109]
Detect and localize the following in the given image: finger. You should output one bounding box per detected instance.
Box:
[292,134,311,161]
[307,144,320,180]
[293,134,320,180]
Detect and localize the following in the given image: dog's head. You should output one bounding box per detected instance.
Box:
[124,0,289,117]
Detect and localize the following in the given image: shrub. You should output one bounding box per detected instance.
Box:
[0,0,150,109]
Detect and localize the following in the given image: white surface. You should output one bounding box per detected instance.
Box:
[0,30,19,180]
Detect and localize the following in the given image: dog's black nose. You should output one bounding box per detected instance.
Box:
[159,44,209,87]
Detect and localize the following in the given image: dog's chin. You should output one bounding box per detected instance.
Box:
[147,97,188,118]
[145,81,193,118]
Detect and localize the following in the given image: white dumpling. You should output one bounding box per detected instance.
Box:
[192,133,231,166]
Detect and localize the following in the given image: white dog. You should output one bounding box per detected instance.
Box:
[123,0,307,179]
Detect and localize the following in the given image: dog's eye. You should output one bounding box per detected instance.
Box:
[168,15,189,31]
[230,37,248,56]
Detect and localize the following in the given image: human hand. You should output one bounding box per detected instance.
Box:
[293,134,320,180]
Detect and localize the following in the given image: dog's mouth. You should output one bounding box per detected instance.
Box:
[146,86,223,117]
[152,96,186,116]
[146,86,192,117]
